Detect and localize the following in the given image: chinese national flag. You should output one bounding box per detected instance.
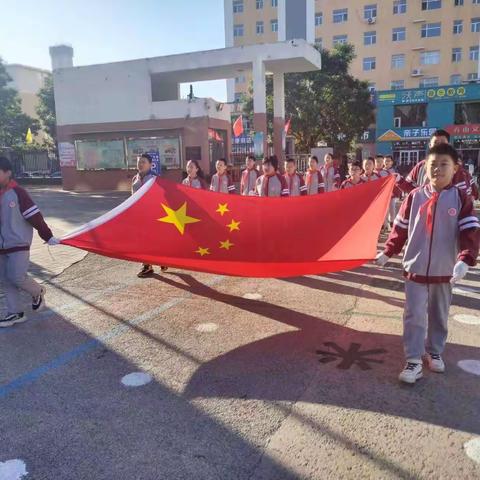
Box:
[61,176,394,278]
[232,115,244,137]
[284,117,291,135]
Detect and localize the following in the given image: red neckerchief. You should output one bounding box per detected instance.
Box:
[420,184,449,234]
[286,172,297,192]
[0,180,17,198]
[243,168,256,193]
[262,172,276,196]
[216,172,226,192]
[306,169,318,188]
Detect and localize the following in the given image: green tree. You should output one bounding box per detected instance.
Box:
[36,73,56,148]
[0,57,40,148]
[243,44,375,154]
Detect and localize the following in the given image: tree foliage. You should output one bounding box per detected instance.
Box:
[36,73,56,147]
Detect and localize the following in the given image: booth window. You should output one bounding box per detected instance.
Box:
[455,102,480,124]
[393,104,427,127]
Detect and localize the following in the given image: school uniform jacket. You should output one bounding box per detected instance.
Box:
[210,173,236,194]
[340,178,365,189]
[320,165,341,192]
[384,184,480,283]
[283,172,307,196]
[182,176,207,189]
[131,170,157,194]
[386,167,403,199]
[0,180,52,254]
[255,173,289,197]
[240,168,260,196]
[304,170,325,195]
[361,172,381,182]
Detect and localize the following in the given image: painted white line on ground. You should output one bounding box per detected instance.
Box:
[121,372,153,387]
[243,293,263,300]
[454,314,480,325]
[0,459,28,480]
[453,286,480,297]
[195,322,219,333]
[464,438,480,464]
[457,359,480,376]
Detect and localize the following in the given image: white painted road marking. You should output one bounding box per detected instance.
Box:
[464,438,480,464]
[195,322,219,333]
[457,359,480,376]
[243,293,263,300]
[454,314,480,326]
[0,459,28,480]
[121,372,153,387]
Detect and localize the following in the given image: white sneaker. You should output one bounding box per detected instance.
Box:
[426,353,445,373]
[32,287,46,312]
[399,362,423,384]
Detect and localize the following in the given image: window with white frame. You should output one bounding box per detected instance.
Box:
[256,21,264,34]
[234,92,243,103]
[333,34,348,46]
[368,82,376,93]
[271,0,278,6]
[391,80,405,90]
[315,12,323,26]
[470,45,479,60]
[333,8,348,23]
[393,0,407,14]
[392,27,406,41]
[468,73,478,80]
[455,0,464,5]
[315,38,323,48]
[233,24,244,37]
[364,31,376,45]
[471,17,480,32]
[271,19,278,32]
[363,57,376,71]
[364,4,377,20]
[421,23,441,37]
[391,54,405,68]
[450,74,462,84]
[453,19,463,34]
[452,48,462,62]
[421,50,440,64]
[233,0,243,14]
[235,75,246,84]
[420,77,439,87]
[256,0,263,9]
[422,0,441,9]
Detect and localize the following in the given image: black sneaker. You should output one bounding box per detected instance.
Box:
[32,287,46,311]
[137,265,154,278]
[160,266,169,272]
[0,312,26,327]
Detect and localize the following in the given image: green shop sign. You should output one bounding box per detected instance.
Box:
[377,85,479,105]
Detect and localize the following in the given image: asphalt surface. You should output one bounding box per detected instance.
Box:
[0,188,479,480]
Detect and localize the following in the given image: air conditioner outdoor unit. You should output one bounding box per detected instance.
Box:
[411,68,422,76]
[367,17,376,24]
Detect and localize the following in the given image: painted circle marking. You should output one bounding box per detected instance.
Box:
[457,359,480,376]
[465,438,480,464]
[448,208,457,216]
[454,314,480,325]
[0,459,28,480]
[195,322,218,333]
[243,293,263,300]
[121,372,153,387]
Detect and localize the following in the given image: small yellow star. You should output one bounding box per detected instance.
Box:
[219,239,234,250]
[158,202,200,235]
[226,219,241,232]
[195,247,210,257]
[216,203,230,216]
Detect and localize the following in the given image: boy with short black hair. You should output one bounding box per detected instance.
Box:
[0,157,59,327]
[361,157,380,182]
[376,144,480,384]
[210,158,235,194]
[240,154,259,196]
[255,157,289,197]
[283,158,307,196]
[341,161,365,189]
[304,156,325,195]
[374,155,389,178]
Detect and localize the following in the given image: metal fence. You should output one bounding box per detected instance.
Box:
[0,149,59,176]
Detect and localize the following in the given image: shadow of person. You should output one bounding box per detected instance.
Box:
[152,272,480,437]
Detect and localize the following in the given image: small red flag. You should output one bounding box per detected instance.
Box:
[233,115,244,137]
[284,116,291,135]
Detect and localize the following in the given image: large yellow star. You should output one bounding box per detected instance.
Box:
[226,219,241,232]
[195,247,210,257]
[216,203,230,216]
[158,202,200,235]
[219,239,234,250]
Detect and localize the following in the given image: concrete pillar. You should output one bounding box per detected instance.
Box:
[252,59,268,157]
[49,45,74,70]
[273,72,285,162]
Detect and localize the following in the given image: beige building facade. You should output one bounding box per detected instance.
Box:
[225,0,480,98]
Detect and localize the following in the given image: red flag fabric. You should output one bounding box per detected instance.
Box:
[232,115,244,137]
[61,176,394,278]
[284,117,291,135]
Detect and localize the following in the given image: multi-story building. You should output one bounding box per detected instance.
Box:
[225,0,480,99]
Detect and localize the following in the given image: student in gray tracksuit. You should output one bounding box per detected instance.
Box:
[376,144,480,384]
[0,157,59,327]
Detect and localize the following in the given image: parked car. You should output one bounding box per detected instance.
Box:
[50,171,62,178]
